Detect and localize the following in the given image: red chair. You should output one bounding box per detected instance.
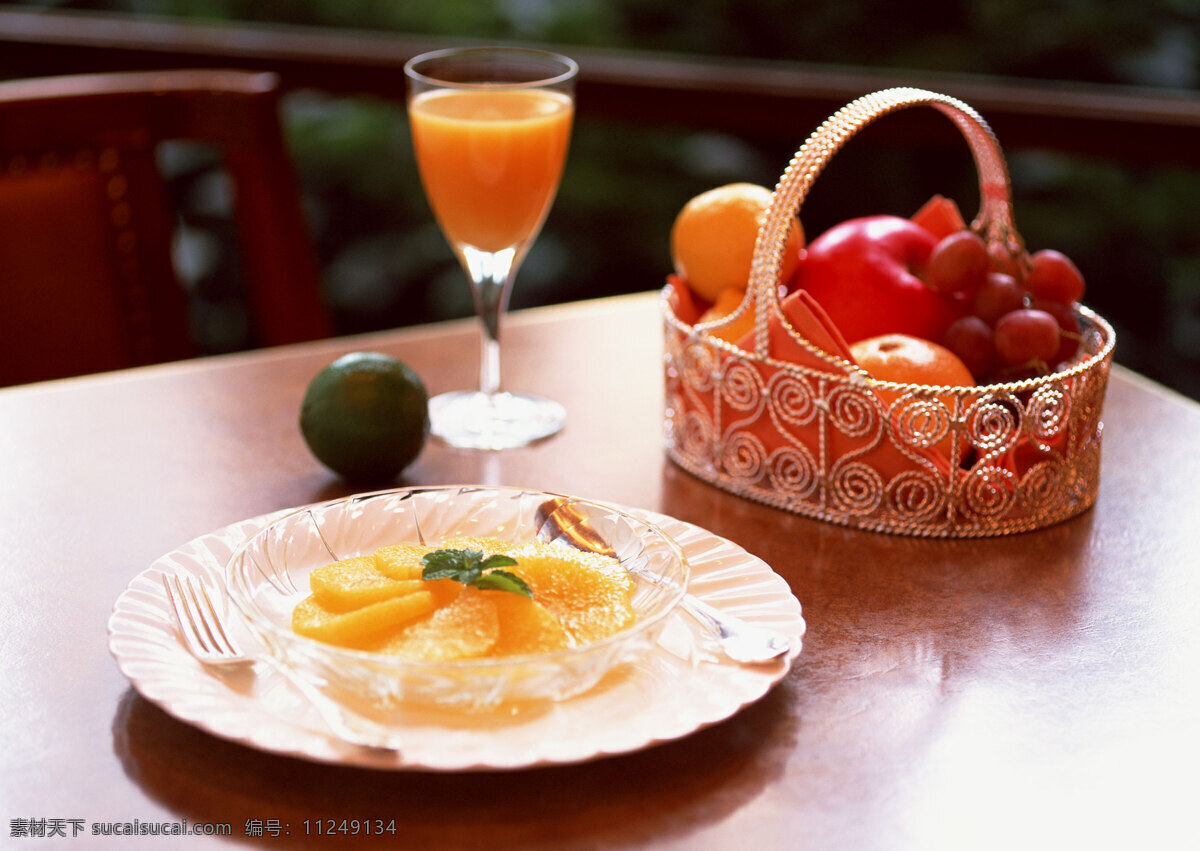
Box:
[0,69,330,386]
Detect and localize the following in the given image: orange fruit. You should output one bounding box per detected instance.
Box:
[697,286,754,345]
[291,537,638,660]
[850,333,975,389]
[670,183,803,304]
[850,333,975,460]
[371,544,432,580]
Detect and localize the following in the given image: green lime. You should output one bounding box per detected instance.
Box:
[300,352,430,484]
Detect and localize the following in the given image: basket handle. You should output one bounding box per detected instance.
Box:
[749,87,1021,360]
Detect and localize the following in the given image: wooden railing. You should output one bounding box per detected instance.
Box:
[1,8,1199,166]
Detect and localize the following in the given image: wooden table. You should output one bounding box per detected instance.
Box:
[3,291,1197,849]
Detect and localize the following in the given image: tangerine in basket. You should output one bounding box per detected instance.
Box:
[850,333,975,460]
[850,333,975,389]
[670,183,803,303]
[697,286,755,344]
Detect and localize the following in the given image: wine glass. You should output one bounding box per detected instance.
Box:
[405,47,577,450]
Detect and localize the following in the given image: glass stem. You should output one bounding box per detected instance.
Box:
[459,245,521,397]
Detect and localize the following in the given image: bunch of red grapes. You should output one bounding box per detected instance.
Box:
[925,230,1085,383]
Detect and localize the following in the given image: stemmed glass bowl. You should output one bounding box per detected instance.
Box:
[225,486,689,710]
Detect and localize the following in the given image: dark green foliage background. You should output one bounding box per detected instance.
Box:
[9,1,1200,399]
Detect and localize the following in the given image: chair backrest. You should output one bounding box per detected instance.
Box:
[0,69,330,386]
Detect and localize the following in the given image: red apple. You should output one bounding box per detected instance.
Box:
[793,215,952,344]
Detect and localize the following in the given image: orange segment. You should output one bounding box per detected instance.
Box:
[371,543,464,605]
[372,543,432,580]
[509,543,636,645]
[488,591,570,656]
[309,555,423,612]
[292,590,437,649]
[423,577,468,607]
[290,536,640,661]
[438,536,513,556]
[375,589,499,661]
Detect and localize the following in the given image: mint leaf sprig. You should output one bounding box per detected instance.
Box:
[420,548,532,598]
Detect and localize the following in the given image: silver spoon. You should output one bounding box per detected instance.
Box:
[535,498,792,665]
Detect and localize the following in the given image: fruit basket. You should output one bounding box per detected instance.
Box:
[662,87,1116,537]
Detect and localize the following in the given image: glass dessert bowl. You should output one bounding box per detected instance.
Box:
[225,485,688,711]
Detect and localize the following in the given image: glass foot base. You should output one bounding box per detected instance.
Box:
[429,390,565,450]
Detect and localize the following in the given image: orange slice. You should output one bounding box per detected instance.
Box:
[375,589,499,661]
[488,591,570,656]
[309,555,424,612]
[509,543,635,645]
[372,543,432,580]
[292,590,436,649]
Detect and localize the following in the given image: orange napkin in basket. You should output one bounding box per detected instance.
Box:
[741,288,855,370]
[737,287,960,482]
[665,274,703,325]
[668,278,967,488]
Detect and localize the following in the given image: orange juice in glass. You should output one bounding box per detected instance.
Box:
[405,48,577,450]
[409,88,572,252]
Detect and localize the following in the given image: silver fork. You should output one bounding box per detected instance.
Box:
[161,572,403,752]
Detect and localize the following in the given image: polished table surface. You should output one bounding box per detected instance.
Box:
[3,291,1198,849]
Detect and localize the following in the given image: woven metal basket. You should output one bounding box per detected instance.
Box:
[663,87,1116,537]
